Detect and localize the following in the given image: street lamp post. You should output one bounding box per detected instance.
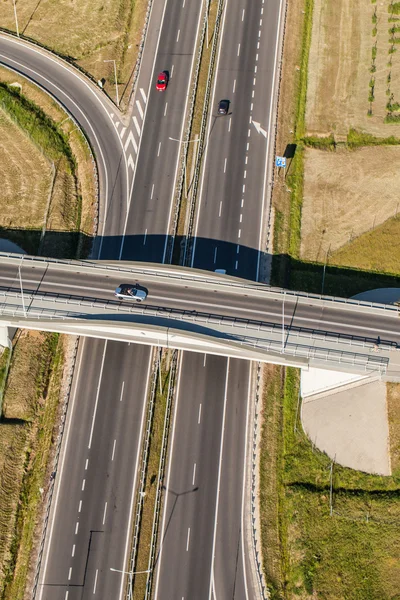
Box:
[12,0,19,37]
[103,59,119,107]
[168,136,200,198]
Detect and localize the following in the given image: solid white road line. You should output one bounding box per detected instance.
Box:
[37,339,86,600]
[208,359,230,600]
[240,369,252,600]
[88,341,108,449]
[153,354,184,599]
[118,355,153,600]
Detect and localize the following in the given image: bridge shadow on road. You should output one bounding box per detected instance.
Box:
[1,226,400,298]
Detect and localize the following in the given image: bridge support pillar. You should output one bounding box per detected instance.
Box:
[0,326,11,350]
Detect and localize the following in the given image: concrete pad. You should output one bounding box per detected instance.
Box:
[301,379,391,475]
[301,367,368,398]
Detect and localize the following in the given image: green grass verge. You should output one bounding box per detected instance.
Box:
[261,366,400,599]
[132,355,171,600]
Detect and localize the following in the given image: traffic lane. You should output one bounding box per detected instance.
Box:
[214,359,251,600]
[0,36,127,237]
[39,338,107,597]
[77,343,152,600]
[40,342,151,599]
[120,1,203,263]
[154,353,228,599]
[2,269,399,342]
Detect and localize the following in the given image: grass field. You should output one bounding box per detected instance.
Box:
[0,0,149,107]
[260,366,400,599]
[300,145,400,262]
[0,331,63,600]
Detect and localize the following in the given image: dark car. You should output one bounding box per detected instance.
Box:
[156,71,168,91]
[218,99,229,115]
[114,284,147,302]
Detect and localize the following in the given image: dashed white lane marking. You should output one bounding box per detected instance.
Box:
[228,117,231,132]
[93,569,99,594]
[254,65,257,73]
[127,155,135,171]
[257,41,260,49]
[177,29,180,42]
[112,439,116,461]
[245,156,248,164]
[237,43,241,56]
[192,463,196,485]
[119,126,126,140]
[243,184,246,193]
[120,381,125,401]
[143,229,148,245]
[253,77,256,85]
[242,8,245,20]
[258,30,261,38]
[198,404,202,424]
[252,90,255,98]
[78,500,82,513]
[249,115,252,123]
[250,104,254,113]
[224,158,227,173]
[171,64,174,78]
[203,354,207,367]
[244,170,247,179]
[261,7,264,13]
[260,18,263,26]
[183,0,185,6]
[136,100,144,119]
[164,103,168,117]
[65,591,69,600]
[233,79,236,93]
[140,87,147,103]
[151,183,155,199]
[246,142,249,151]
[219,201,222,217]
[248,128,251,137]
[85,459,89,470]
[240,214,243,222]
[237,244,240,253]
[235,260,238,270]
[256,53,259,61]
[82,479,85,491]
[214,247,218,263]
[157,142,162,156]
[68,567,72,581]
[133,116,141,136]
[186,527,191,551]
[72,544,75,557]
[241,198,244,207]
[75,522,79,534]
[103,502,108,525]
[238,229,241,239]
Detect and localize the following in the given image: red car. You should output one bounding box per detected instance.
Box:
[156,71,168,91]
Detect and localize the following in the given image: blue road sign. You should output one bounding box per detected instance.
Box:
[275,156,286,168]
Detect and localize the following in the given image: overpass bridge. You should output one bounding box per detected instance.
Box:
[0,253,399,378]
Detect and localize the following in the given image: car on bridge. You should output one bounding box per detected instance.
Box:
[114,284,147,302]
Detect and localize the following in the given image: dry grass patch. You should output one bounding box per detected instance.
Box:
[306,0,400,135]
[330,214,400,274]
[0,112,52,230]
[300,146,400,262]
[0,0,149,107]
[387,383,400,475]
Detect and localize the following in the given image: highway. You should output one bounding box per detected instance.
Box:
[2,0,205,596]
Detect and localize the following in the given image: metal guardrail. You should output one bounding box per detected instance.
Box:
[1,253,399,317]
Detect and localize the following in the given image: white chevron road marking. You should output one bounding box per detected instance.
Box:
[136,100,144,120]
[124,130,138,153]
[127,154,135,170]
[133,116,141,136]
[140,88,147,103]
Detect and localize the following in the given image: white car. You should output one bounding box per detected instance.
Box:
[114,284,147,302]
